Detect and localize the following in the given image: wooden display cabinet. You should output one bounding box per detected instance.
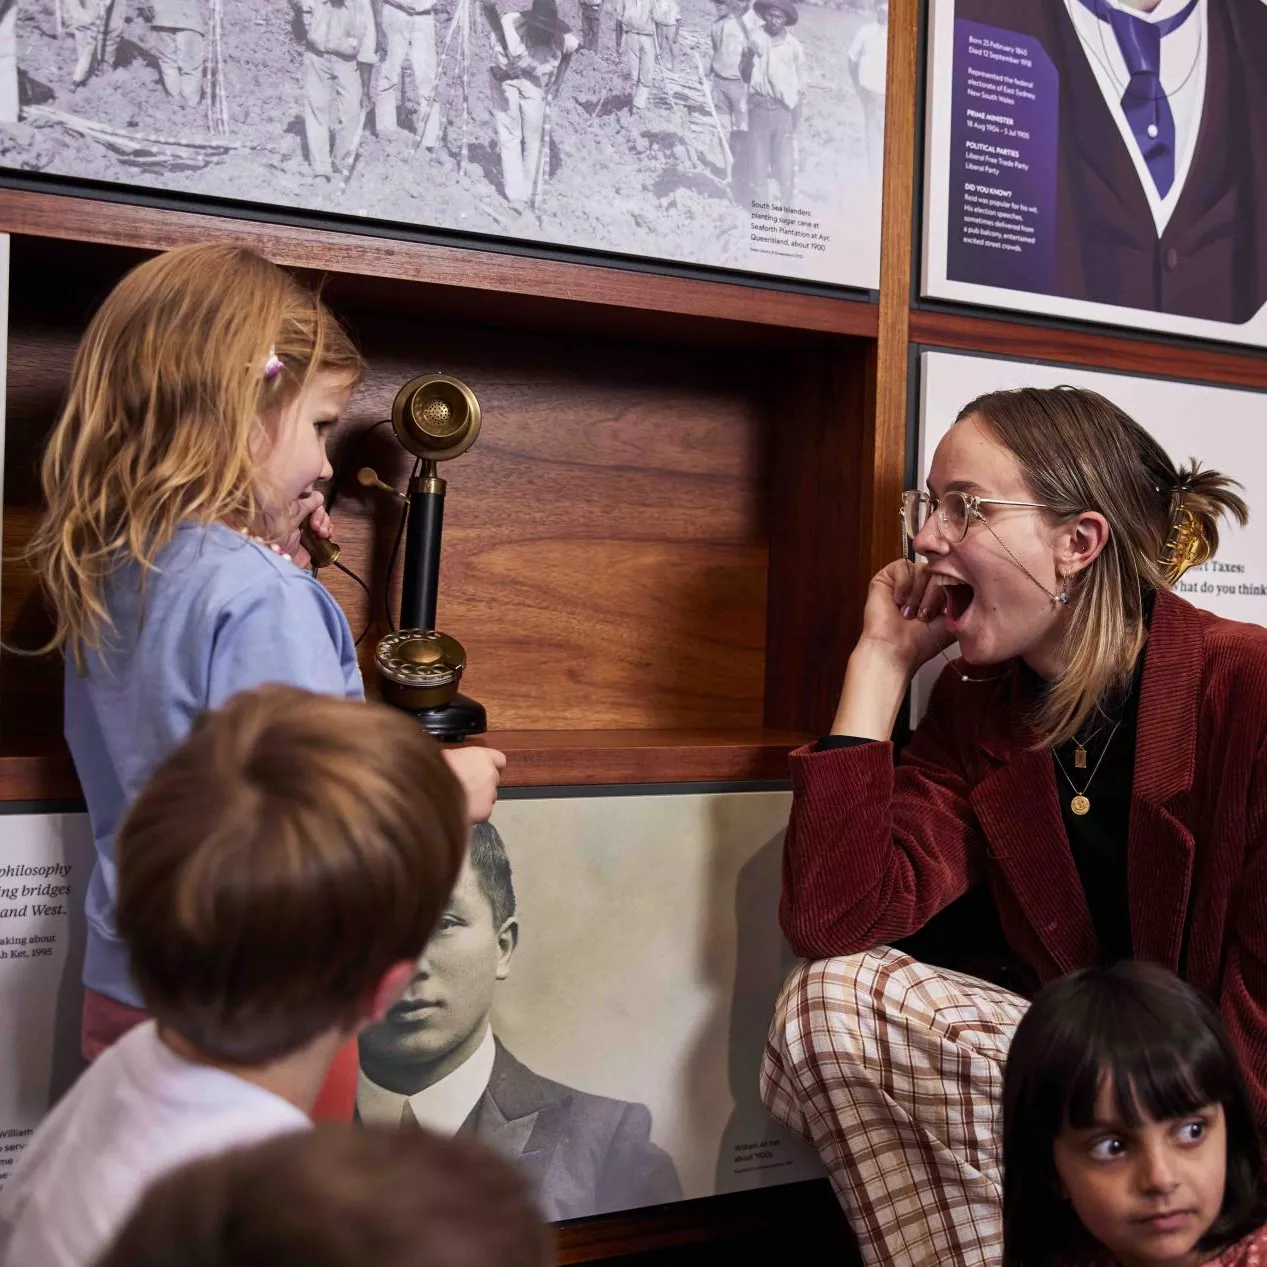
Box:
[0,186,880,1262]
[0,193,883,804]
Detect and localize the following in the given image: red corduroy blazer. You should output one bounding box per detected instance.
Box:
[781,588,1267,1138]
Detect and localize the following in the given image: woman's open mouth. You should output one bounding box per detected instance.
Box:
[934,576,975,630]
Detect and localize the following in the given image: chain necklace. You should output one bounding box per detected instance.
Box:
[1054,719,1121,816]
[938,647,1010,684]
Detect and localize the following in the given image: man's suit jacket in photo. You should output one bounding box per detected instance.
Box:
[954,0,1267,323]
[457,1040,684,1221]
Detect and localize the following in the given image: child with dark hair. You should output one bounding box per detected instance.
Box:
[1003,961,1267,1267]
[357,820,682,1220]
[96,1125,551,1267]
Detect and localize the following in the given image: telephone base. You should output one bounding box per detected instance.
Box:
[407,693,488,743]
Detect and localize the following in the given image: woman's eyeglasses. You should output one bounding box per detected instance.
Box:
[900,489,1051,552]
[899,489,1068,607]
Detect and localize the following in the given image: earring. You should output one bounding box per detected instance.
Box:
[1056,570,1070,607]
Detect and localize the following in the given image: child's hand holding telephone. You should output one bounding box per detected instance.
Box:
[279,489,335,570]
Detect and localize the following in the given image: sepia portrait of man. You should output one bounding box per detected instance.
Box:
[357,821,683,1221]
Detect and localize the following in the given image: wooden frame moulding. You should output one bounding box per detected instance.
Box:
[859,0,920,582]
[911,309,1267,389]
[0,187,877,343]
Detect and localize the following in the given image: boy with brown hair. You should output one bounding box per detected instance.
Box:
[97,1125,552,1267]
[0,685,468,1267]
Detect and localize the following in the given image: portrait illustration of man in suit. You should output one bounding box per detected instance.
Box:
[950,0,1267,324]
[357,821,683,1221]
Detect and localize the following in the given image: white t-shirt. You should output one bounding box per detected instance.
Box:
[0,1022,310,1267]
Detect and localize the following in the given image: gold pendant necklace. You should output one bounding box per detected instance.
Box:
[1071,717,1110,770]
[1054,721,1121,816]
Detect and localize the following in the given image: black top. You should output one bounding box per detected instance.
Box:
[1026,655,1142,967]
[818,600,1153,971]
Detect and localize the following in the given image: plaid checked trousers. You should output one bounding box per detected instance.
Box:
[761,948,1029,1266]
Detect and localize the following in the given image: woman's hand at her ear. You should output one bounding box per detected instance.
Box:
[828,560,955,742]
[442,746,508,823]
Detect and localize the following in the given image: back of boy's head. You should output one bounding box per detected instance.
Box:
[31,242,362,667]
[1001,961,1264,1266]
[97,1124,552,1267]
[116,685,469,1064]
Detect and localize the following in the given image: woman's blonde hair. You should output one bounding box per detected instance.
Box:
[28,243,362,669]
[958,386,1248,747]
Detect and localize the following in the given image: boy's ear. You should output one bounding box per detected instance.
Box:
[357,960,416,1030]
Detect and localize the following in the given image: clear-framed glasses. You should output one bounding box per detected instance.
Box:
[900,489,1053,557]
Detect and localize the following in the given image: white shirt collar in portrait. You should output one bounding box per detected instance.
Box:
[1063,0,1207,237]
[357,1025,497,1136]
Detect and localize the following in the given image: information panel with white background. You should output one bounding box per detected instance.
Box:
[921,0,1267,347]
[912,350,1267,721]
[0,813,93,1191]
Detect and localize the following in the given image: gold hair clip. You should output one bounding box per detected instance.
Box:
[1159,498,1210,585]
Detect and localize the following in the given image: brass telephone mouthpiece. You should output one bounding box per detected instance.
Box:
[300,523,340,569]
[391,375,481,463]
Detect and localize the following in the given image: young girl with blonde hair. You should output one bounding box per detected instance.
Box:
[29,244,503,1102]
[758,386,1267,1266]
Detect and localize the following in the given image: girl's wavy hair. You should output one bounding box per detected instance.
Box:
[1002,961,1265,1267]
[28,243,362,670]
[958,387,1248,747]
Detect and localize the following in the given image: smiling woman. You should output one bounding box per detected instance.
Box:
[757,385,1267,1266]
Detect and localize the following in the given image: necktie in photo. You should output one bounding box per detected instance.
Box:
[1075,0,1201,195]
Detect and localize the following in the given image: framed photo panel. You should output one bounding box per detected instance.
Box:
[2,0,887,289]
[921,0,1267,347]
[356,785,823,1221]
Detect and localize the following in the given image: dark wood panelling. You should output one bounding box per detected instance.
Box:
[0,234,863,798]
[763,340,870,735]
[254,309,774,733]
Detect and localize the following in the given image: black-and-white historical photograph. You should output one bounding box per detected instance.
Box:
[0,0,886,286]
[356,791,824,1221]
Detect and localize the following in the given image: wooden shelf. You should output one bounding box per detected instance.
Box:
[0,729,804,805]
[476,729,805,787]
[911,308,1267,389]
[0,187,877,343]
[555,1178,856,1264]
[0,746,79,804]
